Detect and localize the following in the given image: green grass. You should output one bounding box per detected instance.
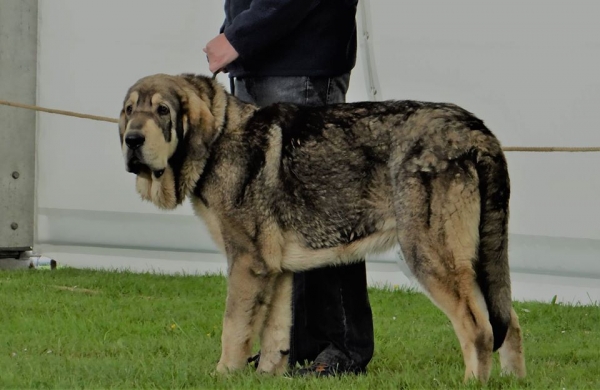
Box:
[0,268,599,389]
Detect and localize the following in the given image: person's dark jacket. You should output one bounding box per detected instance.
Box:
[220,0,359,78]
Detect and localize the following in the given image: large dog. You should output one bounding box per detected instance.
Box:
[117,73,526,383]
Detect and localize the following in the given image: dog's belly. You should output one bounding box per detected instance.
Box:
[281,218,398,272]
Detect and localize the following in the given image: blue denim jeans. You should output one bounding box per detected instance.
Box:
[233,74,375,372]
[234,73,351,106]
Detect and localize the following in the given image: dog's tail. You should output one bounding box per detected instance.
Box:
[474,148,513,352]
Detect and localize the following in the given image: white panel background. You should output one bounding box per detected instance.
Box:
[32,0,600,302]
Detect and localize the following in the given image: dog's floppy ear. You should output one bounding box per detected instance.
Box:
[181,88,217,159]
[178,85,218,195]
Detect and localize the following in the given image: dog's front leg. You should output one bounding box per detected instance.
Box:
[256,271,293,375]
[216,251,274,374]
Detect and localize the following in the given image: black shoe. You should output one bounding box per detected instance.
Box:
[295,361,366,377]
[294,346,367,377]
[296,362,338,377]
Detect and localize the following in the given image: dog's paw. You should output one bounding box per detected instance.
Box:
[256,349,289,376]
[216,361,230,375]
[215,358,248,375]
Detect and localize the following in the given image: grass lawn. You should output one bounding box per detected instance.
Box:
[1,268,598,389]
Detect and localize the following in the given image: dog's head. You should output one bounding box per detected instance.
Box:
[119,73,218,209]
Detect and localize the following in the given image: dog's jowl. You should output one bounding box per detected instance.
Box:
[118,73,526,383]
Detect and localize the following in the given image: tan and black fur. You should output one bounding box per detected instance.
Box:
[117,73,526,383]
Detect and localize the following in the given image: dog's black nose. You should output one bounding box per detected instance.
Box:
[125,133,145,150]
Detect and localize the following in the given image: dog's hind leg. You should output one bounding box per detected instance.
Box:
[392,164,493,383]
[409,260,494,384]
[216,250,278,374]
[256,271,293,375]
[498,307,526,377]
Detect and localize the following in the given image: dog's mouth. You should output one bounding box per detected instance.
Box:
[126,156,165,179]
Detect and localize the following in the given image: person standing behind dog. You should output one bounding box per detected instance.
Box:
[203,0,374,377]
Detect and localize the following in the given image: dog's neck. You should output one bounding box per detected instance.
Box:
[175,78,259,205]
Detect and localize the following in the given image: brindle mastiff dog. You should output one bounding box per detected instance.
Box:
[117,73,526,383]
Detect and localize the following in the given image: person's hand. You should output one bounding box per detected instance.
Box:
[203,33,239,74]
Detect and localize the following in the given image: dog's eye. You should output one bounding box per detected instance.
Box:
[157,104,170,116]
[125,104,133,115]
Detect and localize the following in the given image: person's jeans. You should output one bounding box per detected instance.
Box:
[234,73,351,106]
[233,74,375,372]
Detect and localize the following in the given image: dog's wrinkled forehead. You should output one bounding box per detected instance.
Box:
[125,78,181,111]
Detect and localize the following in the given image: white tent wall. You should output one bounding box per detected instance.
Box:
[33,1,600,304]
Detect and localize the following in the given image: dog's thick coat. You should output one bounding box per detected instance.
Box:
[118,73,526,383]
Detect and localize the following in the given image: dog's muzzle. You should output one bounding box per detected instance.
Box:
[124,132,166,178]
[125,150,165,179]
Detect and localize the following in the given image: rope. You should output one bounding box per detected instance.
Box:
[1,99,599,153]
[502,146,600,152]
[0,99,118,124]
